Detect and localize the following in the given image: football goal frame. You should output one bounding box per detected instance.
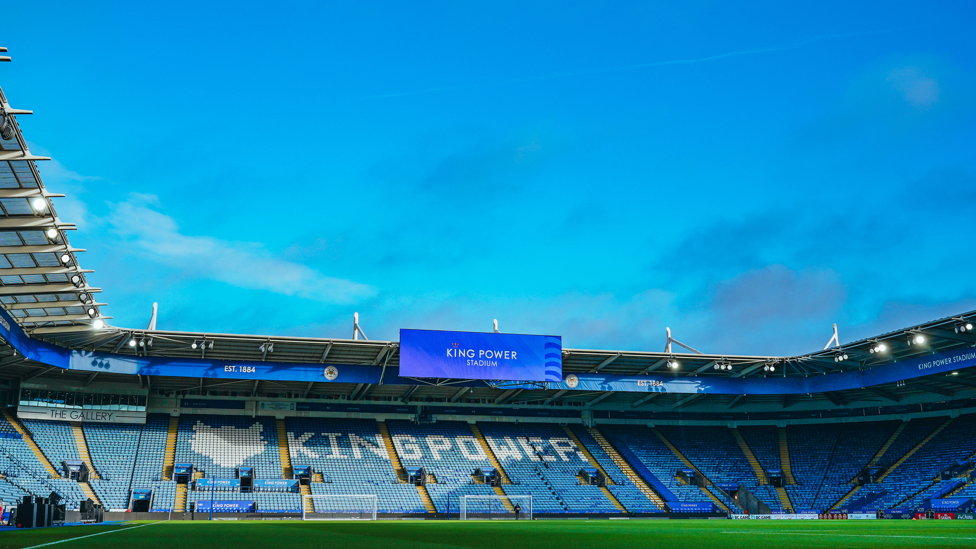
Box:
[301,494,378,521]
[460,495,532,520]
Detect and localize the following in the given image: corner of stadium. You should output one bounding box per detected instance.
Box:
[0,46,975,549]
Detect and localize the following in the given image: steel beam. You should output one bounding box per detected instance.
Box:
[631,393,662,408]
[673,394,705,408]
[450,387,470,402]
[0,284,100,297]
[584,392,613,408]
[543,389,567,405]
[590,353,621,373]
[0,245,85,254]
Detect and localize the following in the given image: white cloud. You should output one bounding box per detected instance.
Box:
[887,67,940,108]
[108,194,375,303]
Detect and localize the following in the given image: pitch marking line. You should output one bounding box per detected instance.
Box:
[722,531,976,541]
[23,520,164,549]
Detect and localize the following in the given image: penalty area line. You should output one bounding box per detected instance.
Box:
[23,520,164,549]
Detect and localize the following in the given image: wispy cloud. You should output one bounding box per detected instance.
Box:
[107,194,375,304]
[367,28,910,99]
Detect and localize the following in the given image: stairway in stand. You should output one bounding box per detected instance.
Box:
[732,428,792,512]
[877,417,954,482]
[162,416,179,481]
[276,419,292,479]
[830,423,909,510]
[470,424,511,484]
[470,423,514,511]
[561,426,625,512]
[589,427,665,510]
[1,410,60,478]
[71,423,98,479]
[377,421,405,482]
[731,428,767,484]
[651,427,729,512]
[79,481,102,507]
[416,484,436,513]
[175,483,188,512]
[777,428,797,484]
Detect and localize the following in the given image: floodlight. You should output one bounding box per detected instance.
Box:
[60,253,71,264]
[86,308,95,317]
[46,228,58,239]
[128,338,136,347]
[92,319,105,329]
[0,112,13,141]
[191,342,198,350]
[31,197,46,212]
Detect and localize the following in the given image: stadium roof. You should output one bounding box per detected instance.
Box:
[0,71,107,335]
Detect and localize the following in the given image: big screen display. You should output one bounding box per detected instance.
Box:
[399,329,562,382]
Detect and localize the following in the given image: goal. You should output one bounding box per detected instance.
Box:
[301,494,378,521]
[460,495,532,520]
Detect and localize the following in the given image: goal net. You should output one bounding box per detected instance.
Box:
[302,494,378,521]
[460,495,532,520]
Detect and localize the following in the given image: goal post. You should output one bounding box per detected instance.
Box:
[302,494,378,521]
[460,495,532,520]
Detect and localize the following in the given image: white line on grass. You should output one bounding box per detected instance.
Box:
[23,521,164,549]
[722,531,976,541]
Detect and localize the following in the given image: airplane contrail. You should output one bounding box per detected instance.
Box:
[366,28,909,99]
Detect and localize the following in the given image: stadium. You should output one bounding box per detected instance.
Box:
[2,17,976,549]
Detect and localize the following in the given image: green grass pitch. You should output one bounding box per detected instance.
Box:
[3,519,976,549]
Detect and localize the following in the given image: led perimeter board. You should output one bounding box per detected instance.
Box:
[399,329,561,382]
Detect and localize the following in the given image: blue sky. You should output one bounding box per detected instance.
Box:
[3,1,975,355]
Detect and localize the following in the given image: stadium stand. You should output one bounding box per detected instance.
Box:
[176,415,282,480]
[568,425,662,513]
[598,425,714,509]
[286,418,426,514]
[385,420,498,514]
[478,422,624,514]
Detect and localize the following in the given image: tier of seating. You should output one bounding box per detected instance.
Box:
[286,417,426,513]
[597,425,713,504]
[478,422,618,514]
[569,425,661,513]
[861,415,976,511]
[656,425,777,511]
[386,420,497,513]
[1,410,975,514]
[175,416,281,479]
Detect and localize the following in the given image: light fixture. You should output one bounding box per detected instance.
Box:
[78,293,90,304]
[31,197,46,212]
[191,341,198,349]
[60,253,71,265]
[952,371,959,376]
[0,111,14,141]
[869,343,887,354]
[833,352,849,362]
[70,275,82,286]
[92,319,105,330]
[86,308,96,317]
[128,338,136,347]
[46,228,58,239]
[955,322,974,333]
[667,359,679,369]
[763,364,776,372]
[907,334,926,345]
[138,339,145,348]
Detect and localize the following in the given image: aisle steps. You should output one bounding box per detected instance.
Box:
[778,428,796,484]
[1,410,60,478]
[162,416,179,481]
[470,424,511,484]
[651,428,728,512]
[276,419,292,479]
[71,422,98,480]
[378,421,405,482]
[877,418,954,482]
[590,427,665,510]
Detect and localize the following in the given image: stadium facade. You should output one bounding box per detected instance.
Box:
[0,52,975,521]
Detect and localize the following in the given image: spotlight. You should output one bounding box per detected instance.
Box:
[128,338,136,347]
[769,365,775,372]
[191,342,198,350]
[833,353,848,362]
[955,322,974,334]
[78,293,89,303]
[70,275,82,286]
[138,339,145,348]
[31,197,46,212]
[952,371,959,376]
[0,111,14,141]
[60,253,71,265]
[46,228,58,239]
[667,359,679,369]
[908,334,926,345]
[92,319,105,330]
[869,343,887,354]
[86,308,96,317]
